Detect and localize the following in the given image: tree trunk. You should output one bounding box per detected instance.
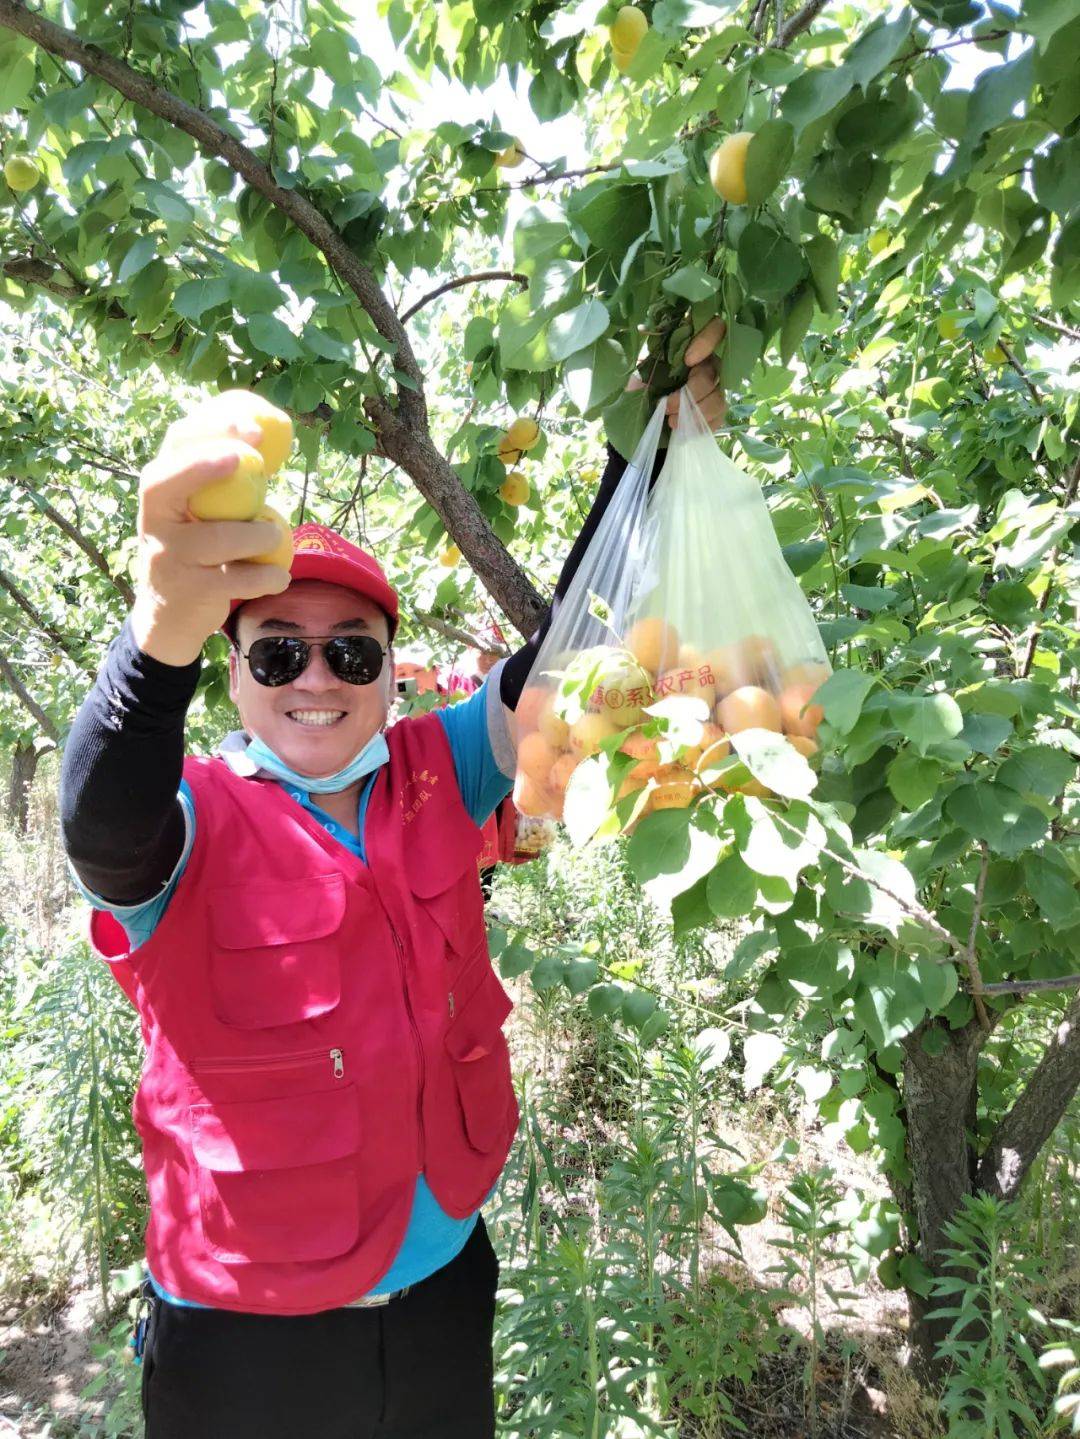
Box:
[6,740,39,833]
[900,1018,989,1374]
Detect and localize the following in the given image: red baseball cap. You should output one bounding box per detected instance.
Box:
[224,522,399,639]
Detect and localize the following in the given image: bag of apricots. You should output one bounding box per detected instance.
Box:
[513,386,831,832]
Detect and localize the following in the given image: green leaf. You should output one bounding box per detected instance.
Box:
[740,801,826,888]
[661,264,720,301]
[706,851,759,918]
[588,983,625,1018]
[779,285,815,365]
[844,11,913,87]
[826,849,919,936]
[626,808,693,883]
[775,941,855,997]
[572,183,651,255]
[172,276,230,322]
[117,235,158,285]
[890,693,964,755]
[565,956,601,995]
[743,1031,787,1091]
[248,312,304,360]
[998,745,1076,799]
[134,178,195,225]
[816,669,875,734]
[781,66,854,133]
[730,728,817,800]
[623,987,659,1030]
[885,754,941,812]
[563,755,614,847]
[1024,853,1080,926]
[737,221,806,303]
[945,782,1050,854]
[853,959,927,1048]
[564,338,631,415]
[719,320,764,389]
[804,235,840,314]
[960,711,1013,756]
[548,298,610,363]
[744,119,795,206]
[967,48,1036,137]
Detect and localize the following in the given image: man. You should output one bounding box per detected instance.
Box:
[60,327,725,1439]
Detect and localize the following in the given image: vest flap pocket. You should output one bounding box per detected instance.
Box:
[210,873,345,948]
[208,874,347,1029]
[445,965,514,1152]
[190,1087,360,1266]
[406,837,485,959]
[190,1085,358,1172]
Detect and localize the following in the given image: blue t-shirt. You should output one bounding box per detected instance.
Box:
[70,667,516,1309]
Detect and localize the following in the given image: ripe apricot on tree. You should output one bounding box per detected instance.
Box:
[612,47,635,73]
[625,616,680,676]
[439,544,461,567]
[787,734,819,758]
[717,685,783,734]
[709,132,753,205]
[188,443,266,521]
[496,435,523,466]
[739,634,780,686]
[248,504,294,569]
[610,4,648,53]
[494,138,525,168]
[499,471,530,505]
[4,154,39,192]
[506,416,541,451]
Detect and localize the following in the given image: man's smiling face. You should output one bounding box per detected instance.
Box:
[228,579,394,779]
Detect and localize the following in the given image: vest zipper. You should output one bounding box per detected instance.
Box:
[389,921,425,1169]
[191,1047,345,1079]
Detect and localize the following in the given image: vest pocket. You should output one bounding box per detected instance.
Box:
[445,963,514,1154]
[207,873,346,1029]
[189,1085,360,1264]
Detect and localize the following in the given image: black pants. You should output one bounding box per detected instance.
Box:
[139,1215,500,1438]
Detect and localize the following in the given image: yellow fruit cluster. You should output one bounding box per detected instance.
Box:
[494,414,542,508]
[181,391,295,570]
[513,617,830,822]
[608,4,648,72]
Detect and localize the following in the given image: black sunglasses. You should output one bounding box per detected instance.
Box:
[235,635,391,687]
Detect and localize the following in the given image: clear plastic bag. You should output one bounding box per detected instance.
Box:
[512,386,831,823]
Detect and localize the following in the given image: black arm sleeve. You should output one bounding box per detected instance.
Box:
[500,439,666,709]
[59,615,201,906]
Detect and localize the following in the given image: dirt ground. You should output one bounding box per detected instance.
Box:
[0,1280,115,1437]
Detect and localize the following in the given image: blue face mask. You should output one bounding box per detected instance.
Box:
[243,728,390,794]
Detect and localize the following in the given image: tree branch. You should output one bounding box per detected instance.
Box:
[1032,313,1080,344]
[0,651,60,742]
[978,995,1080,1201]
[13,479,134,606]
[0,0,426,427]
[413,609,510,653]
[0,566,95,672]
[364,396,545,637]
[981,974,1080,997]
[0,0,547,637]
[964,845,992,1031]
[778,0,829,45]
[400,270,527,325]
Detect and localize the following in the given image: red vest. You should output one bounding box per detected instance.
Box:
[88,714,520,1315]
